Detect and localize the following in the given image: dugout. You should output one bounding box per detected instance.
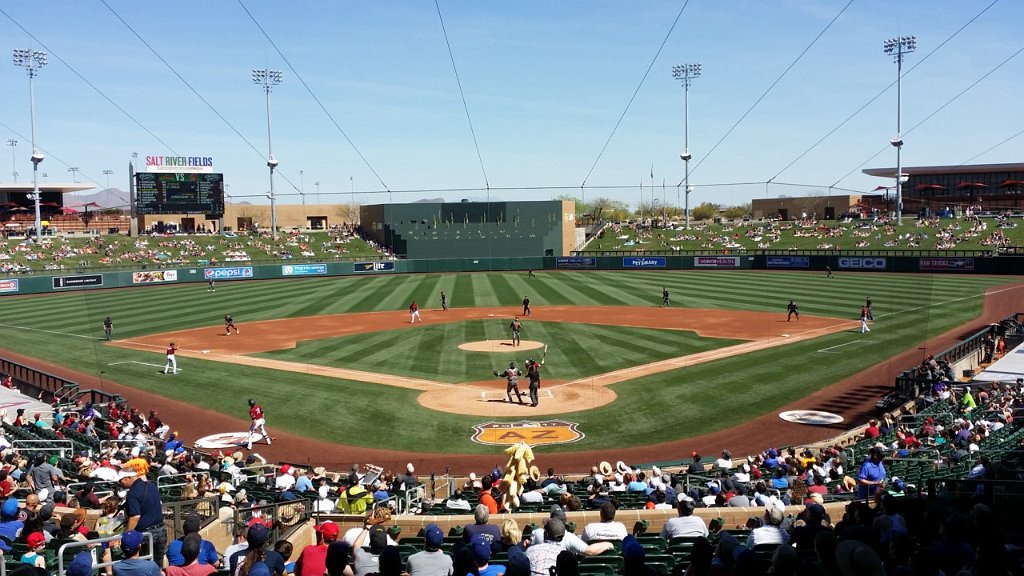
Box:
[360,200,578,259]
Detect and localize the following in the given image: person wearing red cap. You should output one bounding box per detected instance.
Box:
[21,531,47,568]
[295,521,338,576]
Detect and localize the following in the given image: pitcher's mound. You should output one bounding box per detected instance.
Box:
[459,340,545,352]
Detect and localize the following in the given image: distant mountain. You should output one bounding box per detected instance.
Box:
[65,188,132,209]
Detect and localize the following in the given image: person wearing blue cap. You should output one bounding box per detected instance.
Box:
[0,497,23,552]
[66,551,94,576]
[406,524,452,576]
[471,533,504,576]
[113,530,161,576]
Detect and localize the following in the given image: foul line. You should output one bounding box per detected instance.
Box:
[108,360,179,371]
[818,341,864,354]
[0,323,96,340]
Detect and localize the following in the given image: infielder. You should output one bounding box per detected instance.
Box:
[102,316,113,341]
[247,398,270,449]
[509,317,522,346]
[787,300,800,322]
[860,306,871,333]
[496,361,524,404]
[163,342,178,375]
[225,314,239,335]
[522,296,531,317]
[410,301,422,323]
[440,291,448,311]
[662,287,670,308]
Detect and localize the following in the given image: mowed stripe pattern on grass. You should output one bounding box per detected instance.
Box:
[0,271,1009,453]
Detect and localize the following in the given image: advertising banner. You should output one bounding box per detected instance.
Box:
[282,264,328,276]
[132,270,178,284]
[838,257,887,270]
[0,279,18,294]
[694,256,740,268]
[354,261,396,273]
[52,275,103,289]
[766,256,810,269]
[919,257,974,271]
[203,267,253,280]
[622,257,666,268]
[555,257,597,269]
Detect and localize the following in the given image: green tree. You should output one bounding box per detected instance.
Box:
[690,202,719,221]
[722,203,750,219]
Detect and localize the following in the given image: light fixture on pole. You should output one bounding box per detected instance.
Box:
[314,181,320,204]
[103,169,114,190]
[252,68,283,233]
[68,167,80,183]
[672,63,701,230]
[883,35,915,225]
[6,139,16,182]
[13,48,47,242]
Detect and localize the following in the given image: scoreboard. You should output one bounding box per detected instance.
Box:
[135,172,225,216]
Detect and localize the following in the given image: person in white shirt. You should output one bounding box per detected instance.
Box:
[749,502,789,547]
[659,498,709,539]
[275,465,296,492]
[715,450,734,470]
[581,502,628,542]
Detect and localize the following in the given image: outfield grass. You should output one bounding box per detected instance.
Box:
[256,320,740,383]
[0,270,1011,453]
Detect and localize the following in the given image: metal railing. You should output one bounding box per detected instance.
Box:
[12,439,74,458]
[57,531,155,575]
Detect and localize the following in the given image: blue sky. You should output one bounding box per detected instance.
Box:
[1,1,1021,210]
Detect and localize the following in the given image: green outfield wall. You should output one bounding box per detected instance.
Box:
[0,252,1019,297]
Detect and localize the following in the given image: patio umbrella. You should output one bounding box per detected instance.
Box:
[914,184,945,192]
[60,206,79,214]
[999,179,1024,188]
[956,182,989,190]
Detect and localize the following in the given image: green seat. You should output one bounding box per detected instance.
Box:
[579,554,624,573]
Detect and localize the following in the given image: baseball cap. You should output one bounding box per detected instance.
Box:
[121,530,144,553]
[317,521,340,540]
[424,524,444,550]
[27,532,46,548]
[544,518,566,541]
[368,525,388,553]
[1,498,18,518]
[66,551,93,576]
[470,534,492,564]
[247,523,270,547]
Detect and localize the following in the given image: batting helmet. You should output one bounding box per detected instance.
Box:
[509,361,516,369]
[248,399,256,407]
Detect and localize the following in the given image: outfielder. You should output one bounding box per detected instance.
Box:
[102,316,113,341]
[247,398,270,450]
[496,362,524,404]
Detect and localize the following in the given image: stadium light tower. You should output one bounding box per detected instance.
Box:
[103,169,114,190]
[252,68,283,232]
[672,63,701,230]
[883,35,915,225]
[6,139,16,182]
[12,48,47,242]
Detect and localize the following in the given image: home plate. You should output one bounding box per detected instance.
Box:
[201,350,210,354]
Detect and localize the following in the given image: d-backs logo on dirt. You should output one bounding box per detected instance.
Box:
[471,420,583,446]
[195,432,265,449]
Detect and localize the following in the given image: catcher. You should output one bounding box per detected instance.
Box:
[495,361,524,404]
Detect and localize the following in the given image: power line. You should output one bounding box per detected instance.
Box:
[235,0,391,193]
[832,43,1024,187]
[434,0,489,191]
[773,0,1001,184]
[688,0,856,182]
[961,127,1024,165]
[0,6,180,157]
[580,0,691,188]
[98,0,267,168]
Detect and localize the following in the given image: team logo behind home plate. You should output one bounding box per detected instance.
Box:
[472,420,584,446]
[195,432,265,449]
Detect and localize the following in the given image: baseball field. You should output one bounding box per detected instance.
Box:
[0,269,1018,468]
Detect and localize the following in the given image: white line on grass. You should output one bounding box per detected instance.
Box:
[874,283,1024,319]
[0,323,95,340]
[108,360,178,371]
[818,341,864,354]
